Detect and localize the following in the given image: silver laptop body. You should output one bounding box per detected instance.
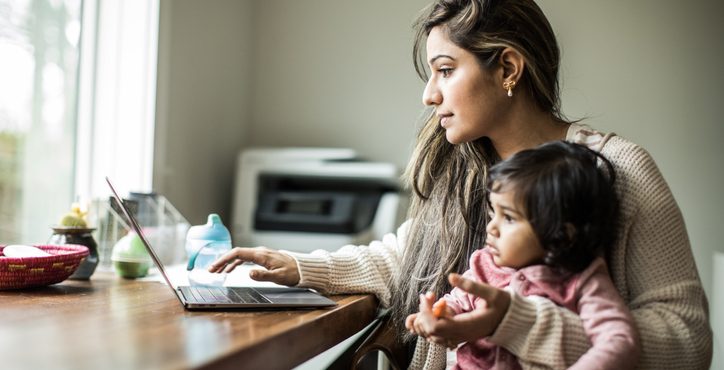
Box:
[106,177,337,310]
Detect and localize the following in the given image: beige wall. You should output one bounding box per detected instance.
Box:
[247,0,429,169]
[540,0,724,297]
[154,0,254,226]
[156,1,724,366]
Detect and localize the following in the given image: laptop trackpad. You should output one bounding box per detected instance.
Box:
[255,287,327,304]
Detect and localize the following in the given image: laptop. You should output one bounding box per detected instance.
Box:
[106,177,337,310]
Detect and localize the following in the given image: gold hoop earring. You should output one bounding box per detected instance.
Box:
[503,81,516,97]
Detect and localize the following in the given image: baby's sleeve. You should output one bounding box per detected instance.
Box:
[570,258,640,370]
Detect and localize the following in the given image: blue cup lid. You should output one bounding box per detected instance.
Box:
[186,214,231,241]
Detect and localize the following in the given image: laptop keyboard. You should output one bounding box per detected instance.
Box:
[227,287,270,304]
[181,286,271,304]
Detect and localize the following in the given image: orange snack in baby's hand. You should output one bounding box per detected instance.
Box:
[432,299,447,318]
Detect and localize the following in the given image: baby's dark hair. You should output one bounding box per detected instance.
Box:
[487,141,619,273]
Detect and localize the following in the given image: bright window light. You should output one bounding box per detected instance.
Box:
[0,0,159,244]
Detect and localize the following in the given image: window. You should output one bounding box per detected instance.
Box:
[75,0,159,198]
[0,0,82,243]
[0,0,159,244]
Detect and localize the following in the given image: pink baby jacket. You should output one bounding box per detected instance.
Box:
[445,248,640,370]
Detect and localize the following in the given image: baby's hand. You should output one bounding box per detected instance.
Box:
[432,298,453,319]
[405,312,419,333]
[405,293,454,338]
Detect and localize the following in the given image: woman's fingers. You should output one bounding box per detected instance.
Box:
[448,273,494,301]
[208,247,260,272]
[449,273,511,314]
[420,275,511,344]
[406,276,512,348]
[207,247,301,286]
[249,266,293,285]
[421,313,482,346]
[222,259,244,273]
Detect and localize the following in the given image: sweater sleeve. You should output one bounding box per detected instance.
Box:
[488,137,712,370]
[283,220,408,307]
[568,258,640,370]
[605,139,712,369]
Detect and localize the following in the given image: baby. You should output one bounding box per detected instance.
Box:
[406,141,640,369]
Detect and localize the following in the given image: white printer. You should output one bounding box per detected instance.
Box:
[231,148,408,253]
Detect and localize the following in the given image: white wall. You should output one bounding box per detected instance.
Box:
[156,1,724,366]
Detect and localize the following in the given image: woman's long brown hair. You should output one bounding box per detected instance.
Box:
[391,0,567,341]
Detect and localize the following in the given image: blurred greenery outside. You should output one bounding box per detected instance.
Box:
[0,0,80,243]
[0,133,21,240]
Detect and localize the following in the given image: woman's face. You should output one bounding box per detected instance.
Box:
[485,188,545,269]
[422,26,505,144]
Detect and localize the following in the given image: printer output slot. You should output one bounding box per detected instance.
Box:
[253,174,394,234]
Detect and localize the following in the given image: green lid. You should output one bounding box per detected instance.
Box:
[111,232,151,263]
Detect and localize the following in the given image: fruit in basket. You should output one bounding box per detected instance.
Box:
[59,203,88,228]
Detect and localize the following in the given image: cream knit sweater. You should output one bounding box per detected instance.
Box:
[288,123,712,370]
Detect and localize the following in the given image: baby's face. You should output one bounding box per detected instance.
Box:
[485,189,545,269]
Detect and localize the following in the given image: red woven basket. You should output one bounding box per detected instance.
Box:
[0,244,90,290]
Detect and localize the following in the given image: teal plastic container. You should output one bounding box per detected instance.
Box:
[185,214,232,287]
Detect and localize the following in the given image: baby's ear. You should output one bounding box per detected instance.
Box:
[563,222,577,244]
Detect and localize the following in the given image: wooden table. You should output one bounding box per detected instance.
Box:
[0,271,378,370]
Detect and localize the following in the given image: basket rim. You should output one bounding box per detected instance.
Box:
[0,244,89,263]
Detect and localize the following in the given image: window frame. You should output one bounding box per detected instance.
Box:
[74,0,160,199]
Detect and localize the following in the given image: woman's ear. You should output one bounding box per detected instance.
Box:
[498,47,525,84]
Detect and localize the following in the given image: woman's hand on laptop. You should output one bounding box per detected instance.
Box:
[208,246,300,286]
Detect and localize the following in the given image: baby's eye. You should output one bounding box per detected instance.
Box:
[503,214,515,223]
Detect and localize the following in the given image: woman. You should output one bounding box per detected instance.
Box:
[210,0,712,369]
